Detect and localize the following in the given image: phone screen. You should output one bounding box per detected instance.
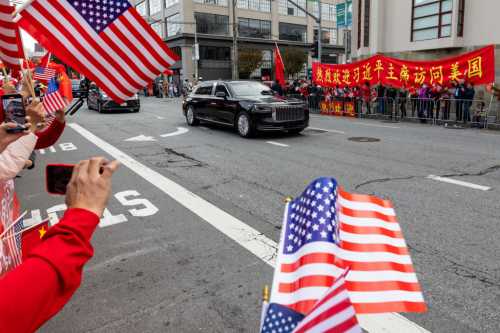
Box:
[46,164,75,195]
[2,94,26,125]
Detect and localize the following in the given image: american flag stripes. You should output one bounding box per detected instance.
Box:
[0,0,24,69]
[18,0,179,103]
[293,270,362,333]
[43,78,68,114]
[4,217,23,268]
[33,66,57,81]
[270,178,426,315]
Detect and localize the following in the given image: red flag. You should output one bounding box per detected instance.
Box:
[39,52,51,67]
[21,220,50,261]
[274,44,285,87]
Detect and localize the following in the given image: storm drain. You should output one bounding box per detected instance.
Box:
[348,137,381,143]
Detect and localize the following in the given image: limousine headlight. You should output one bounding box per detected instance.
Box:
[254,105,273,113]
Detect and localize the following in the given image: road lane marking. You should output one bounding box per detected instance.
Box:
[160,127,189,138]
[427,175,491,191]
[156,116,164,120]
[356,123,401,129]
[69,122,430,333]
[309,127,346,134]
[266,141,289,147]
[124,134,157,142]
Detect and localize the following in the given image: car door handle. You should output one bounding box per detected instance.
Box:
[209,102,217,106]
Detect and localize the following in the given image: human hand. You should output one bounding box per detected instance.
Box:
[26,101,46,132]
[0,122,31,153]
[65,157,120,217]
[54,108,66,124]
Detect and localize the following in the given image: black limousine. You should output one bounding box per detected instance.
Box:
[182,81,309,137]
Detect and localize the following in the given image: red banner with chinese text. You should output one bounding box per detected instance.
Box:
[313,45,495,89]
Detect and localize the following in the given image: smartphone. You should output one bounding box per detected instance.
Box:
[46,164,74,195]
[2,94,27,133]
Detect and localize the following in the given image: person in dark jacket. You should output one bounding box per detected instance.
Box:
[376,82,387,115]
[454,79,466,121]
[463,82,475,123]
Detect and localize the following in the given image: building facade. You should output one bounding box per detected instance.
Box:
[351,0,500,82]
[132,0,349,82]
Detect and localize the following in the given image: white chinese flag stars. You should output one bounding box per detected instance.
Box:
[270,177,427,315]
[17,0,179,103]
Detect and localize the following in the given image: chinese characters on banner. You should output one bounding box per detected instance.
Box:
[313,45,495,89]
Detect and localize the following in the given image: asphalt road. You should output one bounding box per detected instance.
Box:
[16,97,500,332]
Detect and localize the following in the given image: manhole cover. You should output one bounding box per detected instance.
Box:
[348,137,381,142]
[303,128,328,134]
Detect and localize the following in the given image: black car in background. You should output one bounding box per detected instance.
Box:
[182,81,309,137]
[87,83,140,113]
[71,79,81,98]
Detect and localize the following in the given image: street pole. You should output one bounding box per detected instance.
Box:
[231,0,239,80]
[194,21,199,83]
[318,1,322,63]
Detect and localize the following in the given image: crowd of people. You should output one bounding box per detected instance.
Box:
[271,78,484,124]
[0,73,120,332]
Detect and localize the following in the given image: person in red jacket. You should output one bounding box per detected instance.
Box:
[0,156,120,333]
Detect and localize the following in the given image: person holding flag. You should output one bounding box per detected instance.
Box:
[272,44,286,96]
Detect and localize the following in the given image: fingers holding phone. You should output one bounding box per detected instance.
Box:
[0,122,30,153]
[48,158,121,217]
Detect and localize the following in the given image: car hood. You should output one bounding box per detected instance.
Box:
[239,95,302,105]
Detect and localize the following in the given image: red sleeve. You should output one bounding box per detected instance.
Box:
[0,208,99,333]
[35,120,66,149]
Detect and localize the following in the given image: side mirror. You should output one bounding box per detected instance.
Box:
[215,91,226,99]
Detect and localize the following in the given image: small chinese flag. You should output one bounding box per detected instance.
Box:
[274,43,285,88]
[21,220,50,261]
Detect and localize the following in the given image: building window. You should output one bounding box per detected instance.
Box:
[194,0,228,6]
[165,0,179,9]
[166,13,182,37]
[195,13,229,35]
[411,0,453,41]
[237,0,271,12]
[239,18,271,39]
[149,0,162,15]
[363,0,370,47]
[136,1,147,16]
[279,22,307,42]
[314,28,337,45]
[457,0,465,37]
[311,2,336,22]
[199,46,231,61]
[151,21,164,38]
[279,0,306,17]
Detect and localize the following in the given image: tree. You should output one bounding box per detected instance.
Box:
[239,49,263,79]
[281,47,307,78]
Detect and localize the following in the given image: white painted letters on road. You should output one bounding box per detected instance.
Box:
[114,190,159,217]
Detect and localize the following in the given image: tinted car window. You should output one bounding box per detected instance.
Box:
[194,85,213,95]
[229,82,272,97]
[215,84,229,96]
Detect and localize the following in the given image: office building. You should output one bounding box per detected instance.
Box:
[132,0,349,82]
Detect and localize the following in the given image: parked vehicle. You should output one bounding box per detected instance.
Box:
[87,83,140,113]
[182,81,309,137]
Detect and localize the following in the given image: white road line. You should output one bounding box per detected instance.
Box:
[427,175,491,191]
[156,116,164,120]
[309,127,346,135]
[69,123,430,333]
[266,141,289,147]
[356,123,401,129]
[160,127,189,138]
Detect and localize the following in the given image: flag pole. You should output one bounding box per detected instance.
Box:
[259,285,270,331]
[1,218,50,243]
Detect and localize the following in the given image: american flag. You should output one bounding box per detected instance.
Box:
[270,178,426,315]
[18,0,178,103]
[261,303,304,333]
[33,66,57,81]
[4,217,24,268]
[43,78,69,114]
[293,269,362,333]
[0,0,24,69]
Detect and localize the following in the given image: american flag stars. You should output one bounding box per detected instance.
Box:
[283,179,340,254]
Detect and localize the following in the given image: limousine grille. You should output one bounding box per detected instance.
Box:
[273,105,305,122]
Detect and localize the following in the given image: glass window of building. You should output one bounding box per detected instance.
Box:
[239,18,271,39]
[166,13,182,37]
[457,0,465,37]
[199,46,231,60]
[151,21,164,39]
[194,0,228,6]
[411,0,453,41]
[279,23,307,42]
[165,0,179,8]
[237,0,271,12]
[314,28,337,45]
[279,0,306,17]
[136,1,147,16]
[149,0,162,15]
[311,2,336,22]
[195,13,230,35]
